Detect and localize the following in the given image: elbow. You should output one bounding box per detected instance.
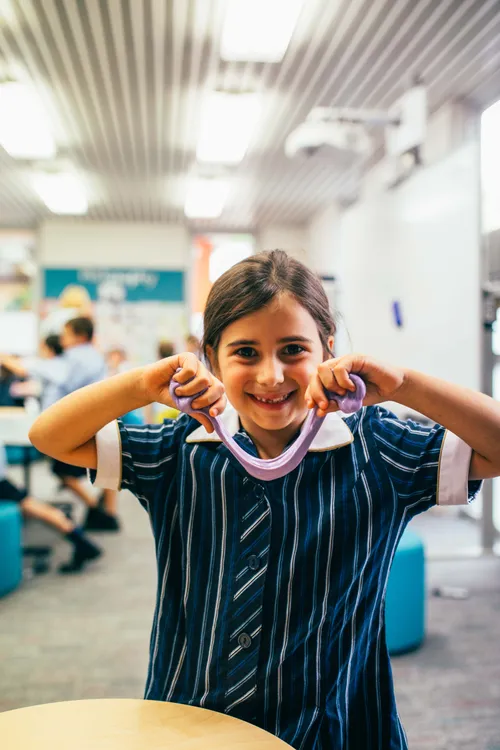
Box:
[28,424,42,452]
[28,418,49,455]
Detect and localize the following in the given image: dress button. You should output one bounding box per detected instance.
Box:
[248,555,260,571]
[238,632,252,649]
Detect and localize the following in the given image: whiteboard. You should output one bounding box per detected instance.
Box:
[0,311,38,355]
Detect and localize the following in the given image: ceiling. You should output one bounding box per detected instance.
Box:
[0,0,499,231]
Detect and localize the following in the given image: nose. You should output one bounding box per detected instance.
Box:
[256,356,285,387]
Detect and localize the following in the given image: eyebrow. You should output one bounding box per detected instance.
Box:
[225,336,314,348]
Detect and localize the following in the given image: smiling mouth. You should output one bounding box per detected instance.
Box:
[248,391,295,405]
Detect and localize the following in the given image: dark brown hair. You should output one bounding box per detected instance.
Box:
[157,340,175,359]
[66,316,94,341]
[202,250,336,362]
[45,334,63,356]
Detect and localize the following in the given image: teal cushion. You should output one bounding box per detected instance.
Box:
[0,502,23,597]
[120,409,145,426]
[5,445,40,465]
[385,529,425,654]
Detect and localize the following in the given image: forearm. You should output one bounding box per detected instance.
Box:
[0,355,28,378]
[394,369,500,467]
[29,367,149,457]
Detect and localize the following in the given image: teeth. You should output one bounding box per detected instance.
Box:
[254,394,289,404]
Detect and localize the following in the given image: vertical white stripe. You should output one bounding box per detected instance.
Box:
[275,463,304,737]
[145,503,179,696]
[343,470,373,746]
[264,476,289,719]
[374,495,428,747]
[191,457,220,699]
[299,459,339,749]
[342,415,373,739]
[336,482,360,743]
[161,448,192,698]
[357,417,398,742]
[290,459,327,748]
[333,413,367,744]
[200,460,229,705]
[165,446,198,701]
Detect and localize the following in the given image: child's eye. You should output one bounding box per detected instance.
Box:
[235,347,257,358]
[282,344,305,356]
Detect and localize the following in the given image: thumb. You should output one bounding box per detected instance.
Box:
[192,413,214,433]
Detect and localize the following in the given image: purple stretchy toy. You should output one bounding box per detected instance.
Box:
[169,371,366,481]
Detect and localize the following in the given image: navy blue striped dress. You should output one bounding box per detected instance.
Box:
[93,405,481,749]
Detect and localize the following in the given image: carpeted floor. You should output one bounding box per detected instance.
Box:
[0,462,499,749]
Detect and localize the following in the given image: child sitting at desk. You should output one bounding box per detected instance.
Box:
[0,439,102,573]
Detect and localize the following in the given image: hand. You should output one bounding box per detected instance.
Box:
[140,352,226,433]
[305,354,406,417]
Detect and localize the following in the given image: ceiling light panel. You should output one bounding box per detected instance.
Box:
[220,0,305,62]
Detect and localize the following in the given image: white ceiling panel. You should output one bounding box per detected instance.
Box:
[0,0,498,229]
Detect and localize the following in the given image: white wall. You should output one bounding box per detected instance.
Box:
[307,203,342,276]
[256,224,308,262]
[38,219,189,268]
[336,141,481,390]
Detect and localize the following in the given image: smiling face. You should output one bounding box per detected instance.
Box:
[209,293,333,439]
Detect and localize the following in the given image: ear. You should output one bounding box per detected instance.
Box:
[205,345,220,377]
[326,335,335,359]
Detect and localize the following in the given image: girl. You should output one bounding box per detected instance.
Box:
[29,251,500,749]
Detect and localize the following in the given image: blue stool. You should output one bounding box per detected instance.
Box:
[385,528,425,654]
[121,409,145,426]
[0,502,23,597]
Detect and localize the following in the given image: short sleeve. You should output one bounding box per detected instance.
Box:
[91,415,192,509]
[368,406,482,510]
[25,357,68,386]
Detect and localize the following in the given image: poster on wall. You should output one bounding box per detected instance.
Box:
[42,267,187,365]
[0,231,38,355]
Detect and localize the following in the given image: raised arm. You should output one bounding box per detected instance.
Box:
[307,353,500,481]
[28,353,225,470]
[394,369,500,480]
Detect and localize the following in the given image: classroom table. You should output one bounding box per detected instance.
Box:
[0,698,293,749]
[0,406,37,493]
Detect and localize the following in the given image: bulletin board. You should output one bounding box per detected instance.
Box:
[42,267,187,365]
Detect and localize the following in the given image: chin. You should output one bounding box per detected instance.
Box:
[250,405,307,431]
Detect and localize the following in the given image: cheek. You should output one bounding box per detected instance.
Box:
[292,358,319,385]
[215,360,245,395]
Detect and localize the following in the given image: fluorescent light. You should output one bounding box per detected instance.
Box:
[0,81,56,159]
[32,172,88,215]
[184,178,230,219]
[196,91,262,164]
[221,0,305,62]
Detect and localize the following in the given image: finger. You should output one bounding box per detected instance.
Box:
[192,413,215,433]
[331,362,356,391]
[173,353,200,382]
[208,394,227,418]
[308,372,331,412]
[304,385,314,409]
[175,372,212,397]
[317,361,347,395]
[316,401,340,417]
[191,383,225,410]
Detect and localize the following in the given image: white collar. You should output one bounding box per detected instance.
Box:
[185,402,354,451]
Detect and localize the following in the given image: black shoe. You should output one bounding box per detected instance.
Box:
[58,544,102,574]
[84,506,120,532]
